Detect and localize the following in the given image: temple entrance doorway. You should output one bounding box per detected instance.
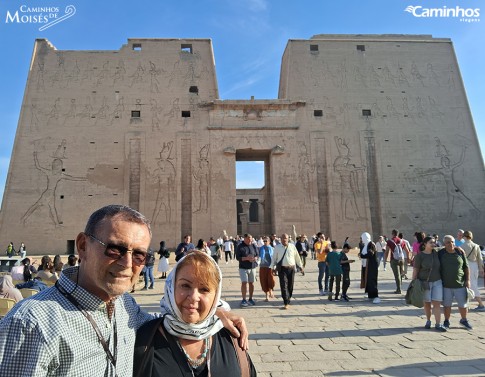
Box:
[235,149,272,237]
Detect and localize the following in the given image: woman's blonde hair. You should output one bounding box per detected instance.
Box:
[177,251,220,292]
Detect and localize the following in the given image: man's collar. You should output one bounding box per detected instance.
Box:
[60,267,118,310]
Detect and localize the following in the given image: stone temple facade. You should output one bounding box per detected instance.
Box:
[1,34,484,254]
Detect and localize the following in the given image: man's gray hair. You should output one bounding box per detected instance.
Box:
[84,204,152,237]
[443,235,455,244]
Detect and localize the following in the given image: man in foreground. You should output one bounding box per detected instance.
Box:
[0,205,247,376]
[440,235,473,330]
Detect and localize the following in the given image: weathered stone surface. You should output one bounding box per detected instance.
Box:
[1,34,484,252]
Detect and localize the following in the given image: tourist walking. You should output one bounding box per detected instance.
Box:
[461,231,484,311]
[258,236,276,301]
[270,233,303,309]
[439,235,472,330]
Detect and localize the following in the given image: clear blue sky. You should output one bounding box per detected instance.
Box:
[1,0,484,203]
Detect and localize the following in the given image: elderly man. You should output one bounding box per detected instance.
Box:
[235,233,259,307]
[0,205,247,376]
[271,233,304,309]
[439,235,472,330]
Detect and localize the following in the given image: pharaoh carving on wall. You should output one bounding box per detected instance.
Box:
[21,143,86,226]
[149,61,161,93]
[426,63,441,87]
[333,137,365,221]
[78,96,93,125]
[46,98,61,126]
[36,61,45,91]
[30,104,40,130]
[150,99,162,131]
[298,143,316,203]
[113,62,126,86]
[110,97,124,124]
[151,141,176,225]
[63,99,77,125]
[193,144,210,213]
[417,139,480,216]
[130,62,145,87]
[94,97,109,125]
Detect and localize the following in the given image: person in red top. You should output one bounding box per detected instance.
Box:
[385,229,405,294]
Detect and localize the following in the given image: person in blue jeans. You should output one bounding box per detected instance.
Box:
[142,249,155,290]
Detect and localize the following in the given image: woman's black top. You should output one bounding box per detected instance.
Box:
[133,319,257,377]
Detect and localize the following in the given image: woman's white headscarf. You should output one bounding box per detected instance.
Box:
[160,252,225,340]
[360,232,372,268]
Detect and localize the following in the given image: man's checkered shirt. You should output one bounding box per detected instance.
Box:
[0,267,154,376]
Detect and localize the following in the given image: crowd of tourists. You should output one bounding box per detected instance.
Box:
[168,228,484,332]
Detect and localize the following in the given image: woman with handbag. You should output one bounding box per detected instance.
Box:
[412,236,446,331]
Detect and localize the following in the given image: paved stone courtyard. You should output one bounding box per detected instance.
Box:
[134,254,485,377]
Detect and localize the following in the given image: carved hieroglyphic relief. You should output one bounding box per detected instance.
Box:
[30,104,40,130]
[164,98,180,126]
[333,136,365,221]
[150,99,162,131]
[110,96,124,125]
[94,97,109,125]
[151,141,176,225]
[78,96,93,125]
[63,99,77,125]
[426,63,441,87]
[130,62,145,87]
[46,98,61,126]
[193,144,210,213]
[21,141,86,226]
[149,61,161,93]
[410,62,425,86]
[36,61,45,91]
[298,143,316,203]
[396,63,410,86]
[416,138,480,216]
[113,60,126,86]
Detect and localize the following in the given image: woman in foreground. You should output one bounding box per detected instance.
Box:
[133,251,257,377]
[412,236,446,331]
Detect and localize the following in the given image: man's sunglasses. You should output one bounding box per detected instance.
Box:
[86,234,147,265]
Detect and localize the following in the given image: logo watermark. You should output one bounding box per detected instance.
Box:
[405,5,480,23]
[5,5,77,31]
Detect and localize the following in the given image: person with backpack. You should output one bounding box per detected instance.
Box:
[439,235,473,330]
[385,229,405,294]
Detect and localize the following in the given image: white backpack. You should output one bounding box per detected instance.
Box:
[391,240,404,261]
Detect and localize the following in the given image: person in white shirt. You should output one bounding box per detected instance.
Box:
[270,233,303,309]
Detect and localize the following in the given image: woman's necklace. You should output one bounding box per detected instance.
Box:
[177,337,210,368]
